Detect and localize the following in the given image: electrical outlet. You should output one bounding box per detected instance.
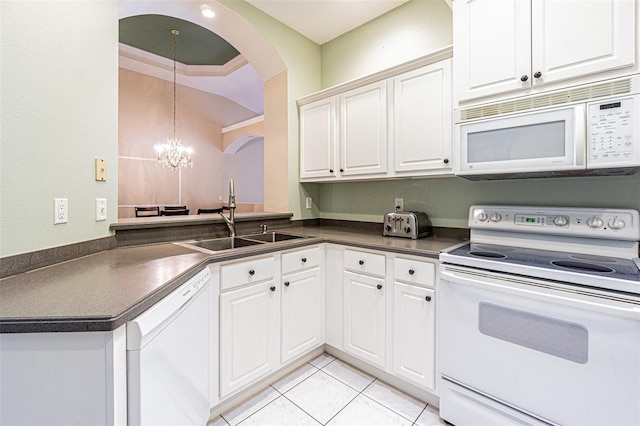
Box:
[54,198,68,224]
[96,198,107,221]
[305,197,313,209]
[395,198,404,212]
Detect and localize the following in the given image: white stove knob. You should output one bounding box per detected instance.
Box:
[587,217,604,229]
[553,216,569,227]
[608,217,626,230]
[489,213,502,222]
[476,211,488,222]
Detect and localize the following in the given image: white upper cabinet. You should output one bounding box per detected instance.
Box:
[298,48,454,182]
[299,98,336,179]
[339,81,388,177]
[393,60,452,175]
[531,0,635,87]
[454,0,637,105]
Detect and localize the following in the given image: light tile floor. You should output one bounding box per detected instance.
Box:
[209,353,448,426]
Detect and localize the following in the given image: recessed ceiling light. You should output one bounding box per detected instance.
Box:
[200,5,216,18]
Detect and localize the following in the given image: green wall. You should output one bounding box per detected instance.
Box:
[0,2,119,257]
[318,174,640,228]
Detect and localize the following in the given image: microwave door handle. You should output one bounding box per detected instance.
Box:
[574,104,586,167]
[441,268,640,320]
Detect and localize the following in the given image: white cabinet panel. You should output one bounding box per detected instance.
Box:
[300,98,336,179]
[0,327,127,426]
[325,245,345,349]
[343,271,386,368]
[220,256,274,291]
[281,246,322,275]
[394,60,453,174]
[393,283,435,390]
[454,0,531,102]
[340,81,388,177]
[344,249,386,278]
[281,268,324,363]
[531,0,635,86]
[219,281,279,397]
[394,257,436,288]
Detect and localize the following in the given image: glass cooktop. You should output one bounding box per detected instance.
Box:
[443,242,640,291]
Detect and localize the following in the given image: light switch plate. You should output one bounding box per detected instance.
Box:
[96,198,107,221]
[95,158,107,181]
[305,197,312,209]
[54,198,68,224]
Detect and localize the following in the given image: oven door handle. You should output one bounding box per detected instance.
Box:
[441,267,640,320]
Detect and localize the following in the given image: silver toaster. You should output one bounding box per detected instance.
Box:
[383,211,431,239]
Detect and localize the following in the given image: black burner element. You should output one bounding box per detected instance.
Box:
[550,260,614,273]
[470,251,507,259]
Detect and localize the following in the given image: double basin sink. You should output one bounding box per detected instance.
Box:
[184,232,307,253]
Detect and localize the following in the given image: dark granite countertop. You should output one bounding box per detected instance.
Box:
[0,225,464,333]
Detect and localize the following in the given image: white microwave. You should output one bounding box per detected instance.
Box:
[454,78,640,180]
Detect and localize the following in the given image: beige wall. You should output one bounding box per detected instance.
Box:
[222,120,264,152]
[119,68,266,218]
[264,71,289,213]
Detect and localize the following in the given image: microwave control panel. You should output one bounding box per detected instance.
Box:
[588,96,637,165]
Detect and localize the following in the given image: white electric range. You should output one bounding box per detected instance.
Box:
[438,205,640,426]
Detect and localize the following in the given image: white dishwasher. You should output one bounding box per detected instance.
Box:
[127,267,211,426]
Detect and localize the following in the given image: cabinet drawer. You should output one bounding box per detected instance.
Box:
[394,257,435,288]
[344,249,385,278]
[282,246,322,275]
[221,256,274,291]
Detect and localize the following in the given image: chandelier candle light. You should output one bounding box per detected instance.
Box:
[155,29,193,170]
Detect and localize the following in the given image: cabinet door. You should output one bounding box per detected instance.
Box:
[281,268,324,363]
[393,283,435,390]
[454,0,531,102]
[394,61,452,174]
[343,271,386,367]
[300,98,336,180]
[220,281,279,397]
[531,0,635,88]
[339,81,388,177]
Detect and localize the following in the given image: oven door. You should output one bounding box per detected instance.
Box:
[439,264,640,426]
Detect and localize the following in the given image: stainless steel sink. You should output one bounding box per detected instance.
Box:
[180,232,307,253]
[241,232,307,243]
[188,237,264,252]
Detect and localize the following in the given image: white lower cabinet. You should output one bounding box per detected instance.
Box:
[219,256,279,398]
[281,247,324,363]
[343,249,388,368]
[393,256,437,390]
[393,283,435,389]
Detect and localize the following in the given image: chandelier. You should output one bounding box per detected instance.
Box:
[155,29,193,170]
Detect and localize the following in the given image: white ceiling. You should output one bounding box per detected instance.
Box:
[246,0,410,45]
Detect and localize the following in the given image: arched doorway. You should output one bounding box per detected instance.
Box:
[118,0,288,216]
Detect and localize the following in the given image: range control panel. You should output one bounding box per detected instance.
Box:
[469,205,640,241]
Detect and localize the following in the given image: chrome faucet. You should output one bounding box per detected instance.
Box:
[219,178,236,238]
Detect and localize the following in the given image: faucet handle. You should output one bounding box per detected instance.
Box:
[261,224,268,234]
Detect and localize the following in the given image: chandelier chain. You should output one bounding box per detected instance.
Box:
[172,29,178,138]
[153,28,193,171]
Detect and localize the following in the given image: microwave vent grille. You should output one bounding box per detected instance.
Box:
[460,78,632,121]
